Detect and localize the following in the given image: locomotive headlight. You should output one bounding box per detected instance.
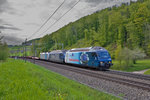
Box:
[100,62,103,64]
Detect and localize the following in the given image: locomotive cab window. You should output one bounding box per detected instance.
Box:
[91,52,97,57]
[59,54,64,59]
[98,52,110,58]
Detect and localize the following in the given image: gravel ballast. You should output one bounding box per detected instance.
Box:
[28,59,150,100]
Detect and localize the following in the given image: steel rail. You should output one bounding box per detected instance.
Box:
[106,70,150,81]
[31,59,150,91]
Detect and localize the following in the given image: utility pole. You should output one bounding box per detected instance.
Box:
[17,48,19,58]
[23,42,25,60]
[33,40,35,64]
[25,38,27,63]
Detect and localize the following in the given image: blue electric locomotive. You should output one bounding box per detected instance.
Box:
[65,46,112,70]
[40,52,50,60]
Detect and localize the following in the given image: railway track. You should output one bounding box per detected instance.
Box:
[106,70,150,81]
[28,59,150,92]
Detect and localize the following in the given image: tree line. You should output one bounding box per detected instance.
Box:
[31,0,150,69]
[36,1,149,52]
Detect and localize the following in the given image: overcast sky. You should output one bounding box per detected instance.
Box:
[0,0,136,45]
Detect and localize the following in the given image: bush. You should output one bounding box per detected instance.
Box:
[130,48,146,64]
[114,46,146,70]
[0,42,9,61]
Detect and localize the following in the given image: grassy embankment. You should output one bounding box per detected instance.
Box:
[144,64,150,75]
[144,70,150,75]
[111,59,150,72]
[0,59,119,100]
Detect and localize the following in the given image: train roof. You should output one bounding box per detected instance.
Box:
[40,52,50,54]
[68,46,107,52]
[50,50,67,54]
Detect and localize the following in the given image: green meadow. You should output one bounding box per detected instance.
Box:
[111,59,150,72]
[0,59,119,100]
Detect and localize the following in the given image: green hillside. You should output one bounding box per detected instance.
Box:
[38,0,150,56]
[26,0,150,71]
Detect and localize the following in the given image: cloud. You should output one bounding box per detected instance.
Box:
[0,19,4,23]
[0,25,21,31]
[2,23,13,27]
[0,0,138,45]
[1,35,23,45]
[0,0,9,13]
[84,0,112,5]
[25,23,40,27]
[44,0,56,5]
[84,0,129,4]
[84,0,108,4]
[65,0,78,8]
[84,0,131,7]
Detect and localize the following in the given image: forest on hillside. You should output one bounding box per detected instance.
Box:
[33,0,150,61]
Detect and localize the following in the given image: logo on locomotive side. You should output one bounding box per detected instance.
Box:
[80,52,89,64]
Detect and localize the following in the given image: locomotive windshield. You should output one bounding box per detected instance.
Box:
[98,52,110,58]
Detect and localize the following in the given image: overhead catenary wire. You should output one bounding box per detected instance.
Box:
[28,0,66,40]
[38,0,81,37]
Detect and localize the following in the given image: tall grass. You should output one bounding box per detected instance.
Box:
[0,59,119,100]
